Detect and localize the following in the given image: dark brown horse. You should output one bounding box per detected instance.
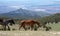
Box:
[0,19,15,31]
[19,20,41,30]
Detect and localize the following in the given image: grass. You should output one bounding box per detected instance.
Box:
[46,22,60,31]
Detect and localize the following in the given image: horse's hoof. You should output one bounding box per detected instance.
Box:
[8,29,10,31]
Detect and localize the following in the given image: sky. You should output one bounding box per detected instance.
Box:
[0,0,60,13]
[0,0,59,5]
[0,0,60,6]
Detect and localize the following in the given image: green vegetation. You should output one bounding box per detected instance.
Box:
[40,13,60,24]
[46,23,60,31]
[39,13,60,31]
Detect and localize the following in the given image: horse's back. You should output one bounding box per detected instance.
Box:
[20,20,37,26]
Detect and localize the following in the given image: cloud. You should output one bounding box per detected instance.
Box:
[9,6,21,9]
[34,9,46,11]
[8,5,27,9]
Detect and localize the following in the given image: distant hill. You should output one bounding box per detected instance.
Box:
[40,13,60,23]
[0,8,51,19]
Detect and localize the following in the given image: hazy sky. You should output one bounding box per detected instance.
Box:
[0,0,60,8]
[0,0,60,5]
[0,0,60,13]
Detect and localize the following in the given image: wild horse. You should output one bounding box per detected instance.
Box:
[0,19,15,31]
[19,20,41,30]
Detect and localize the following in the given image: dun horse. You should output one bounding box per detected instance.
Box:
[19,20,41,30]
[0,19,15,31]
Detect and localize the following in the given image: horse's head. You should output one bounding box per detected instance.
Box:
[0,19,4,25]
[9,19,15,26]
[0,19,3,23]
[35,21,42,28]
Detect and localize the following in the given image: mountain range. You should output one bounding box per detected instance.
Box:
[0,8,51,19]
[0,3,60,19]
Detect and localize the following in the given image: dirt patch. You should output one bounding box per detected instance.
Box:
[0,31,60,36]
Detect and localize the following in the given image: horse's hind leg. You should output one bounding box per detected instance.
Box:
[4,25,6,31]
[31,25,33,31]
[19,25,23,30]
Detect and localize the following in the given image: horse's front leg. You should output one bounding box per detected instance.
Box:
[7,25,10,31]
